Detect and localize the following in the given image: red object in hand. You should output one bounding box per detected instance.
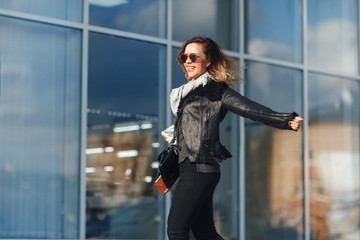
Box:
[154,175,169,194]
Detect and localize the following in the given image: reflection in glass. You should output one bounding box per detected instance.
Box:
[307,0,358,74]
[87,33,165,239]
[173,0,239,51]
[0,16,81,238]
[0,0,82,22]
[215,114,239,239]
[245,62,303,240]
[308,73,360,239]
[245,0,302,62]
[90,0,166,37]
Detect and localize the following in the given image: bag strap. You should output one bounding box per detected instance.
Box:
[170,117,179,144]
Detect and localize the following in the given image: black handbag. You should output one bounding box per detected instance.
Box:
[155,96,191,192]
[157,143,180,189]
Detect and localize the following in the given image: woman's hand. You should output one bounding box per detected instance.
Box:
[289,116,304,131]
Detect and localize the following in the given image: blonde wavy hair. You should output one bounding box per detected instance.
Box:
[177,36,240,86]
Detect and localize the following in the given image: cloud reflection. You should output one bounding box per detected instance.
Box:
[308,18,358,74]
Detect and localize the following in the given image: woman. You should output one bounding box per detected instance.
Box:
[167,36,303,240]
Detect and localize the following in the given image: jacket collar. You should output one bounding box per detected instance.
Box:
[176,80,228,116]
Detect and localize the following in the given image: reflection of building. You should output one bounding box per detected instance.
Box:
[86,117,158,208]
[308,123,360,240]
[245,126,304,239]
[86,117,160,238]
[246,122,360,240]
[0,1,359,240]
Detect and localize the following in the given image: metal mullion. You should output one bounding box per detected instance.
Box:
[244,54,304,70]
[302,0,310,240]
[170,39,183,48]
[171,40,241,59]
[88,25,168,46]
[224,49,241,59]
[0,239,77,240]
[164,1,173,239]
[79,0,89,239]
[240,0,245,56]
[158,0,166,39]
[162,44,172,240]
[239,0,245,240]
[357,3,360,227]
[307,67,360,82]
[0,7,170,48]
[358,0,360,76]
[166,0,173,122]
[0,8,83,29]
[238,67,246,240]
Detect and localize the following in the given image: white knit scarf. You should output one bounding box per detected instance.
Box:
[170,72,212,116]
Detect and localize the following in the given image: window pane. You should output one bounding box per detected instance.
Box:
[308,73,360,239]
[245,62,304,240]
[245,0,302,62]
[87,33,165,239]
[89,0,166,37]
[0,16,81,238]
[173,0,239,51]
[0,0,82,22]
[307,0,358,75]
[216,114,240,239]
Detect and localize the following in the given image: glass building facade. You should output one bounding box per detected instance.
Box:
[0,1,359,239]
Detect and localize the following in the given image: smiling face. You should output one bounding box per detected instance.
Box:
[182,43,211,81]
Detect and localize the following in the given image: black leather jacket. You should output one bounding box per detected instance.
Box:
[174,81,298,164]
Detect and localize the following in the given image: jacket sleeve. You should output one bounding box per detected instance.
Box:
[221,87,298,130]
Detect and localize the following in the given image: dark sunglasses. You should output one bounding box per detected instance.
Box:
[179,53,202,63]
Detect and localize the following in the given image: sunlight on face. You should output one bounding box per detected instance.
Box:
[183,43,211,80]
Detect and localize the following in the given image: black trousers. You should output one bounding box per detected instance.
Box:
[167,160,224,240]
